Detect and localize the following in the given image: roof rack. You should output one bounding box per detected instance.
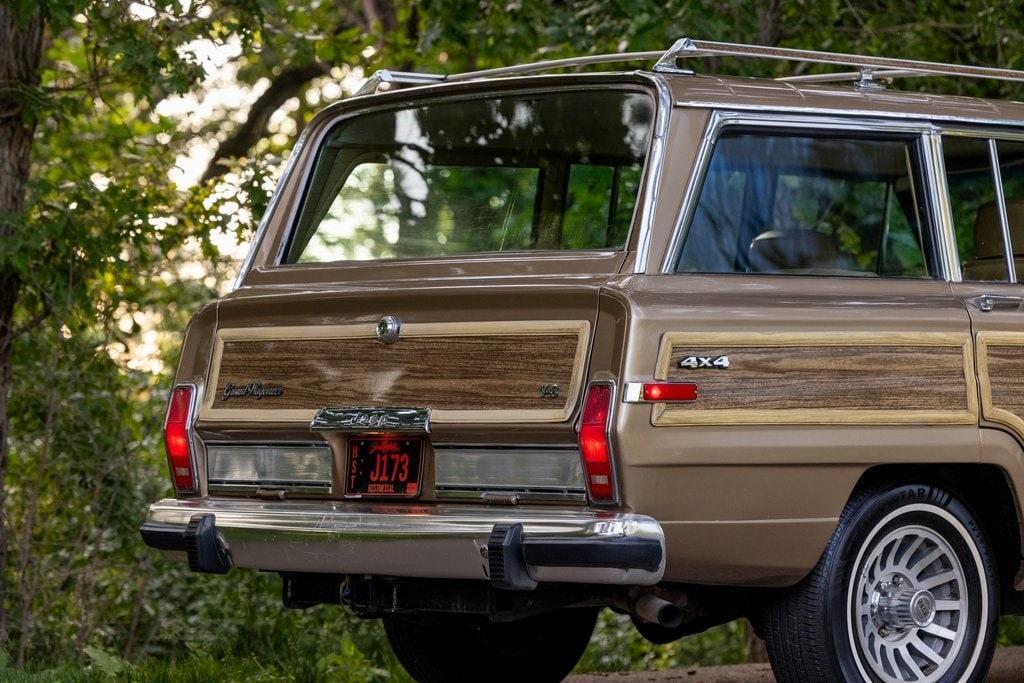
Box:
[355,37,1024,96]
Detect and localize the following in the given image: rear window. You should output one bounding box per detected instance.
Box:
[284,89,653,264]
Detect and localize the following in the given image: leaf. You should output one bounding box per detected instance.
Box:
[83,646,130,676]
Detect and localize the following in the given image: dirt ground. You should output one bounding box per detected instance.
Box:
[568,645,1024,682]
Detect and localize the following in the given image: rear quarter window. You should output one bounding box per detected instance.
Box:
[676,130,934,278]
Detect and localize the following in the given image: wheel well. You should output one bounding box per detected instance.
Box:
[854,463,1022,612]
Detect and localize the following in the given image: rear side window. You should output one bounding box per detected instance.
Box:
[284,90,653,264]
[676,131,933,278]
[944,135,1024,282]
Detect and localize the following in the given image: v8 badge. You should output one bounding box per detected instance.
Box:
[678,355,730,370]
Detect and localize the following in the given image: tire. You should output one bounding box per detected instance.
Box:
[762,482,999,683]
[383,607,599,683]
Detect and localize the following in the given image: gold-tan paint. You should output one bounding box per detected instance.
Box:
[201,320,591,424]
[651,331,979,427]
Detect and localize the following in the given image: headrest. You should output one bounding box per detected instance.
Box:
[748,229,842,272]
[973,198,1024,259]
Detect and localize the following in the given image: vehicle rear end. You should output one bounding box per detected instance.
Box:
[141,74,668,680]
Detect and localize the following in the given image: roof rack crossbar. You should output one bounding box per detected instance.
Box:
[355,37,1024,96]
[659,38,1024,85]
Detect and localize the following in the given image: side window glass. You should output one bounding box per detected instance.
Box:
[997,141,1024,266]
[676,132,932,278]
[943,136,1008,282]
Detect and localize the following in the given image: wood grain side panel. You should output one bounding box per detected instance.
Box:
[653,332,977,427]
[978,332,1024,438]
[201,321,589,423]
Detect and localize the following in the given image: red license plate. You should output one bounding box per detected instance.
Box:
[346,437,423,498]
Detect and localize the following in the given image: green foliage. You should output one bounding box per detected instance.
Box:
[577,612,746,672]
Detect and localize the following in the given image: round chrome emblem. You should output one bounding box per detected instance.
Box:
[376,315,401,344]
[910,589,936,627]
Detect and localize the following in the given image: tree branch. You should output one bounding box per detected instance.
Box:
[200,62,331,183]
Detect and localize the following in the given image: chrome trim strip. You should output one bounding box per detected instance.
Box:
[989,139,1017,283]
[623,382,644,403]
[208,482,331,495]
[310,407,430,433]
[674,101,1024,131]
[434,489,588,504]
[145,498,665,585]
[926,132,961,282]
[632,73,673,273]
[660,111,940,274]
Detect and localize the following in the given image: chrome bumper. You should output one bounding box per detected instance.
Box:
[141,498,665,586]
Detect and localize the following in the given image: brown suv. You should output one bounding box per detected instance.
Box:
[141,38,1024,682]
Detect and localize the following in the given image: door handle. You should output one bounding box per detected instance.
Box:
[965,294,1024,313]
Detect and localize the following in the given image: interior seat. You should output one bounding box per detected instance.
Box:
[962,197,1024,280]
[748,229,851,274]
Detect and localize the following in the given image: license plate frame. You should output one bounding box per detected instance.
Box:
[344,436,424,499]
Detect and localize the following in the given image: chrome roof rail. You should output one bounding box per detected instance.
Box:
[355,69,446,96]
[356,50,678,95]
[445,51,668,82]
[658,38,1024,85]
[355,37,1024,97]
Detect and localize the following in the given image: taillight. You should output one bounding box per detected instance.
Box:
[578,383,616,503]
[164,385,196,493]
[641,382,698,402]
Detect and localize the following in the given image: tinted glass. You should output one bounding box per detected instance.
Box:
[998,140,1024,255]
[676,132,931,278]
[285,90,653,263]
[943,136,1008,281]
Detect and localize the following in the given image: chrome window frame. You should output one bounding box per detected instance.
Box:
[660,111,954,281]
[935,126,1024,284]
[254,80,663,272]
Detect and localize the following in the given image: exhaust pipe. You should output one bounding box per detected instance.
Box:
[633,594,683,628]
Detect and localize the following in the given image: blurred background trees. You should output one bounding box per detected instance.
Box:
[1,0,1023,678]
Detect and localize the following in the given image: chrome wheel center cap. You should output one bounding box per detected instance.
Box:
[908,589,936,628]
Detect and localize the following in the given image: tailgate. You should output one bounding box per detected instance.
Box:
[202,280,601,432]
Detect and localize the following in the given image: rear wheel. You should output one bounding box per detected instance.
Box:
[762,483,999,682]
[383,607,598,683]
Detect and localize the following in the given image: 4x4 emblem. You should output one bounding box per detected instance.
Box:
[678,355,730,370]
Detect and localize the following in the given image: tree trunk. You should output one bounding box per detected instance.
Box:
[0,4,45,646]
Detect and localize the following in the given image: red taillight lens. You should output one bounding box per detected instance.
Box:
[578,383,615,503]
[642,382,698,402]
[164,385,196,492]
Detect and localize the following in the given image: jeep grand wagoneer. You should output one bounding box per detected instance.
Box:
[142,38,1024,682]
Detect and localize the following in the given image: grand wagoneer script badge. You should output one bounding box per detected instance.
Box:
[221,382,285,401]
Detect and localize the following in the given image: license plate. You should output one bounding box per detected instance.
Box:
[345,437,423,498]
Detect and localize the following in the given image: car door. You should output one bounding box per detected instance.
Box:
[943,132,1024,448]
[609,113,981,585]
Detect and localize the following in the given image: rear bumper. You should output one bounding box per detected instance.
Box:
[141,497,665,586]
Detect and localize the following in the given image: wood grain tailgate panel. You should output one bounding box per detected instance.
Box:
[653,332,977,426]
[202,321,589,423]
